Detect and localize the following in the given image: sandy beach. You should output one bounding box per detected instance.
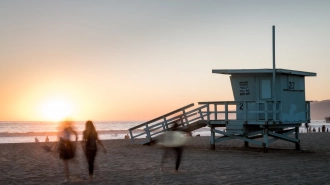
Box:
[1,133,330,185]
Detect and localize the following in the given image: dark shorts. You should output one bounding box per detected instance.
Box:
[58,139,76,160]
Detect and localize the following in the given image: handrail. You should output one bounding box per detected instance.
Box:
[128,103,209,144]
[128,103,194,131]
[198,100,282,122]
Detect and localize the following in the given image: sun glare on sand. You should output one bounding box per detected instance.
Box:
[40,99,74,121]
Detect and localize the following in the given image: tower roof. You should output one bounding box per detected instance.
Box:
[212,68,316,76]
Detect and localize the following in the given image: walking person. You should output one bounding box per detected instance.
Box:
[57,119,78,183]
[160,122,185,172]
[82,120,107,181]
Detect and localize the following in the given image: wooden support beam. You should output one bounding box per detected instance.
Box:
[295,127,300,151]
[268,131,299,143]
[263,128,269,153]
[210,125,215,150]
[213,129,263,146]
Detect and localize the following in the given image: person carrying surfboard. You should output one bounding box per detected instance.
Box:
[160,122,185,172]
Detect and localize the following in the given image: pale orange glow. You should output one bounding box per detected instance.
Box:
[39,98,75,121]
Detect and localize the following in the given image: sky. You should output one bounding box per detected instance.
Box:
[0,0,329,121]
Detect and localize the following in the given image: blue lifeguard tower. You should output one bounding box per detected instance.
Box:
[200,68,316,152]
[128,26,317,152]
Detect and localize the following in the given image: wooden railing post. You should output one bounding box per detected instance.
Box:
[207,104,210,121]
[179,116,184,126]
[145,124,151,141]
[225,102,228,122]
[199,108,204,120]
[182,109,189,126]
[214,104,217,120]
[163,116,168,131]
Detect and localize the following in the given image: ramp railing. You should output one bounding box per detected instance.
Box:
[198,100,311,124]
[198,100,282,124]
[128,103,209,144]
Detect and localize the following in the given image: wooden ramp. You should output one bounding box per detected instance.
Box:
[128,103,209,145]
[142,120,208,145]
[181,120,208,132]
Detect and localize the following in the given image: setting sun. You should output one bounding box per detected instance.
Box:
[40,99,74,121]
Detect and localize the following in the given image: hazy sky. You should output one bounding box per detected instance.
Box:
[1,0,329,121]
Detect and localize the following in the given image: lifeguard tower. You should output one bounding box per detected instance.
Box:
[128,26,316,152]
[200,68,316,152]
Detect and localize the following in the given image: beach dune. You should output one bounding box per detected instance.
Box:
[1,133,330,184]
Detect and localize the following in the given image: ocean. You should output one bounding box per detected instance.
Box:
[0,121,138,143]
[0,120,328,143]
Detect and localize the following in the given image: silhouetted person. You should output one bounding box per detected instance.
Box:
[313,127,316,132]
[161,122,184,172]
[318,127,321,132]
[322,125,326,132]
[45,136,49,142]
[327,128,329,132]
[35,137,39,143]
[305,123,309,133]
[82,120,107,182]
[57,119,78,183]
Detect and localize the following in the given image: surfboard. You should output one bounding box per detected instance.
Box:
[158,131,189,147]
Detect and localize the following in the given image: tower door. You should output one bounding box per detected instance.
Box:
[260,78,272,99]
[259,78,272,120]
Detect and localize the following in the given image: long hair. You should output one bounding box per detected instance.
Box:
[84,120,97,139]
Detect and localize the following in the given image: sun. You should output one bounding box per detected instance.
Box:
[40,99,74,121]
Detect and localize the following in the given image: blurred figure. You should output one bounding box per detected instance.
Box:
[160,122,185,172]
[82,120,107,182]
[57,119,78,183]
[45,136,49,142]
[124,134,129,139]
[35,137,39,143]
[322,125,326,132]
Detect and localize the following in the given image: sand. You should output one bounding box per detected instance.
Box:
[1,133,330,185]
